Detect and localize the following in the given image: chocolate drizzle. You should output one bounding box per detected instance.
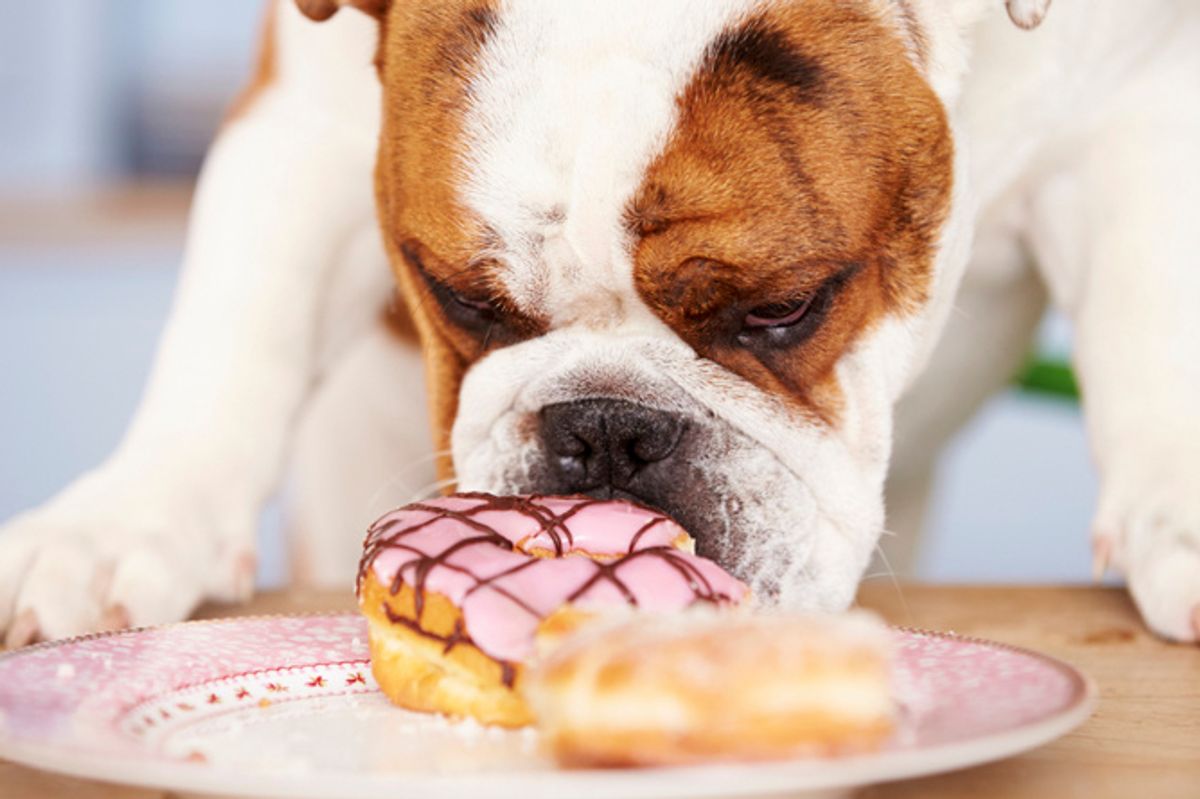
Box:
[358,493,738,687]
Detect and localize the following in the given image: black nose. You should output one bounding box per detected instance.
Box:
[539,399,686,496]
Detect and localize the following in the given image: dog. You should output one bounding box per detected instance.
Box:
[1,0,1197,648]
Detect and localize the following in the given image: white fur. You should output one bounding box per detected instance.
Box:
[0,2,386,642]
[461,0,761,320]
[885,208,1049,572]
[285,321,434,588]
[1021,4,1200,640]
[886,0,1200,640]
[1,0,1197,644]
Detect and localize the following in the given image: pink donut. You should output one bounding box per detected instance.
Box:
[359,493,749,664]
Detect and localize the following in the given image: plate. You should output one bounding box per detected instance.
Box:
[0,613,1095,799]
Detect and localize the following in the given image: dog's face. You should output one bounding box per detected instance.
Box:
[356,0,969,608]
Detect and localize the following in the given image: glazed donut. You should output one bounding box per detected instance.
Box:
[357,493,749,727]
[527,609,895,766]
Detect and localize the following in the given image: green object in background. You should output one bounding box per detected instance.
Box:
[1015,357,1079,401]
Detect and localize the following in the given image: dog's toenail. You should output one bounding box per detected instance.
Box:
[5,609,42,649]
[98,604,132,633]
[234,551,257,601]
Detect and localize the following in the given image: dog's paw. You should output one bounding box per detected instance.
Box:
[0,471,256,648]
[1094,474,1200,644]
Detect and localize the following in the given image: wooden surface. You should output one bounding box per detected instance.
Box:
[2,584,1197,798]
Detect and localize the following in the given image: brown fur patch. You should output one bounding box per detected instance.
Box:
[373,2,506,481]
[380,297,420,344]
[630,2,952,424]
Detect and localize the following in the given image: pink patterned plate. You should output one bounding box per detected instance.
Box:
[0,613,1095,799]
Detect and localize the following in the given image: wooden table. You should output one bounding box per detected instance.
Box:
[2,585,1197,798]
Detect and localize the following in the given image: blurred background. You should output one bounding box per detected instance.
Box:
[0,0,1099,589]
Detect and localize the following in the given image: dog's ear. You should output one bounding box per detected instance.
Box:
[294,0,388,22]
[1004,0,1051,29]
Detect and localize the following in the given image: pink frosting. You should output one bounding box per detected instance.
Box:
[362,494,748,663]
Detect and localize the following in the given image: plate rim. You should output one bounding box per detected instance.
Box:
[0,612,1099,799]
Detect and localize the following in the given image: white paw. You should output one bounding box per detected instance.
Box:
[0,469,256,648]
[1094,474,1200,644]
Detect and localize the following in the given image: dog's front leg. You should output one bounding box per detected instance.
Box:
[0,62,377,645]
[1027,60,1200,642]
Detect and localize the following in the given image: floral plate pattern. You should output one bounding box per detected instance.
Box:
[0,613,1095,799]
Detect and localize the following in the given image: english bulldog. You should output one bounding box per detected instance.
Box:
[1,0,1197,648]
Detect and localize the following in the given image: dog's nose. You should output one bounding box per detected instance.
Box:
[538,399,685,495]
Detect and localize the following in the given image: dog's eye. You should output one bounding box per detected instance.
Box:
[400,239,496,323]
[742,298,813,330]
[735,285,833,351]
[439,285,503,333]
[447,288,495,316]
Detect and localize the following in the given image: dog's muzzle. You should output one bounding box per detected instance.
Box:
[538,398,687,505]
[530,398,744,568]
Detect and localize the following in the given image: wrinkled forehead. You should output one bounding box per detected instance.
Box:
[376,0,936,312]
[379,3,761,244]
[458,1,769,307]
